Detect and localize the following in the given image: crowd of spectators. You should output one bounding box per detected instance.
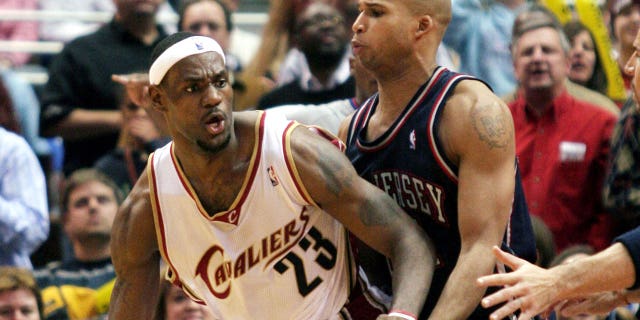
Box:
[1,0,640,318]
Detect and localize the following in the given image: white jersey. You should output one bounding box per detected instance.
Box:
[149,111,355,320]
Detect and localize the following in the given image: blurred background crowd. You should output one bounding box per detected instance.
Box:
[1,0,640,319]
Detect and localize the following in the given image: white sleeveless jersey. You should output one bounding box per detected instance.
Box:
[149,111,355,320]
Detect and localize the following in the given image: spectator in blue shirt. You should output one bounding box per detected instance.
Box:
[0,126,49,269]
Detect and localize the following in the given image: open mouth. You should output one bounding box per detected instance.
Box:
[204,113,225,135]
[571,62,586,71]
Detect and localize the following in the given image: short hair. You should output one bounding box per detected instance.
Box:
[178,0,233,33]
[0,266,44,319]
[511,5,571,55]
[150,32,198,67]
[60,168,124,214]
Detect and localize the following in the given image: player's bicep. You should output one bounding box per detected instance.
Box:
[446,83,515,243]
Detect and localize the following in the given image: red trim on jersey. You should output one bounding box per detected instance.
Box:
[426,73,473,183]
[355,67,445,153]
[282,121,315,205]
[149,151,205,304]
[166,113,266,224]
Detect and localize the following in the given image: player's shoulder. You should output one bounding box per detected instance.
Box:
[447,79,509,116]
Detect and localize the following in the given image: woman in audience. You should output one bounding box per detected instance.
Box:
[155,280,215,320]
[564,21,609,97]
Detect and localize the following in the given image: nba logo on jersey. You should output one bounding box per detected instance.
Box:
[267,166,280,186]
[409,129,417,150]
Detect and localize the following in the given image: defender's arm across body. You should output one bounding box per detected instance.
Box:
[109,172,162,319]
[290,125,436,317]
[428,80,516,319]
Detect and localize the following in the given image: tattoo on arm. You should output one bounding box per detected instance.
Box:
[358,196,396,226]
[470,102,510,149]
[314,147,352,197]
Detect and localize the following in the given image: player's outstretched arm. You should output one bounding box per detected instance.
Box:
[289,125,436,317]
[109,172,162,319]
[478,242,636,320]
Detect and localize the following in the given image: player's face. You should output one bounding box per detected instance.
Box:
[568,30,596,85]
[164,285,214,320]
[351,0,414,77]
[64,181,118,243]
[181,1,230,51]
[513,27,569,93]
[153,52,234,155]
[0,289,40,320]
[623,29,640,101]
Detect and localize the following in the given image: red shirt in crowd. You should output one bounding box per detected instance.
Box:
[509,90,617,252]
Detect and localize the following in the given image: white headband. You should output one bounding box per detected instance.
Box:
[149,36,226,85]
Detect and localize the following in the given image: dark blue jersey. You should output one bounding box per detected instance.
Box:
[345,67,536,319]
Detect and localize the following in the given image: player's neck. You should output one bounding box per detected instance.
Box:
[376,63,434,114]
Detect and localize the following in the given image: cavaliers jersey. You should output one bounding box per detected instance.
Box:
[149,111,355,320]
[345,67,536,319]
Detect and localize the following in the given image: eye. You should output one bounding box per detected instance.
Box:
[214,79,228,88]
[73,197,89,209]
[367,8,383,17]
[97,195,113,204]
[186,83,201,93]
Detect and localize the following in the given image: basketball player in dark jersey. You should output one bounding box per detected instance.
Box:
[339,1,537,319]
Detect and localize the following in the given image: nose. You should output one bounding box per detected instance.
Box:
[531,46,545,60]
[352,13,365,33]
[624,53,636,76]
[202,82,223,107]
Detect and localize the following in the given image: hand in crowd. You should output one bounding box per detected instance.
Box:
[112,73,151,108]
[112,73,168,135]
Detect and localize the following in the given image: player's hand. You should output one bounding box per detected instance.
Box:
[476,246,561,320]
[559,291,625,317]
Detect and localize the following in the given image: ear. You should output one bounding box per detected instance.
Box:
[148,85,168,112]
[415,15,434,38]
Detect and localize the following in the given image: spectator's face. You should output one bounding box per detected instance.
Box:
[512,27,570,94]
[164,285,214,320]
[0,289,40,320]
[295,3,349,63]
[181,1,230,51]
[568,30,596,85]
[614,4,640,49]
[64,181,118,243]
[624,28,640,100]
[114,0,163,18]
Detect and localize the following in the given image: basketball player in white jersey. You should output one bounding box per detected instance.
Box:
[108,32,435,320]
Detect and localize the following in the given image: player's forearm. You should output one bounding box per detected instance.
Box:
[428,245,495,319]
[558,243,635,299]
[389,224,435,316]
